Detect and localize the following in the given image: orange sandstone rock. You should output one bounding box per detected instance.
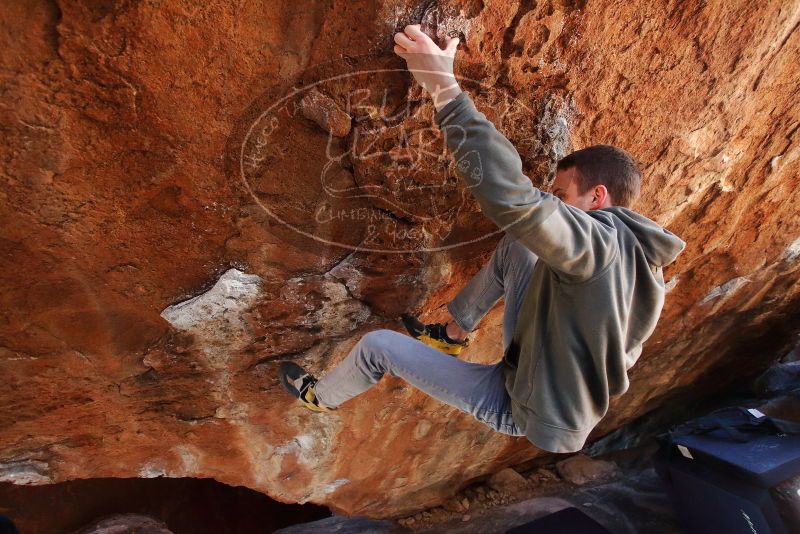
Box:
[0,0,798,519]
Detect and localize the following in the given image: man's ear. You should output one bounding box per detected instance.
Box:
[592,184,609,209]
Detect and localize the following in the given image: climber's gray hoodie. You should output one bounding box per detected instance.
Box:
[435,92,686,453]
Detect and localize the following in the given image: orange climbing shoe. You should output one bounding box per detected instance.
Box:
[401,313,469,356]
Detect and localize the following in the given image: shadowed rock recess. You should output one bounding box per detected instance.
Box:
[1,0,799,519]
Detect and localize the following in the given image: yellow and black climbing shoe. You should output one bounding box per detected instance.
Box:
[401,313,469,356]
[278,361,335,413]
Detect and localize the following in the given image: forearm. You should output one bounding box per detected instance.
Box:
[434,91,559,234]
[434,91,616,280]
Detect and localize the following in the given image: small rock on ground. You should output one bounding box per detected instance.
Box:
[487,467,530,493]
[556,454,620,485]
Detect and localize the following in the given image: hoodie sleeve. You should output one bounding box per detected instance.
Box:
[435,91,617,282]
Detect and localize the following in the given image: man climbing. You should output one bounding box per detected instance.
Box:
[278,25,686,453]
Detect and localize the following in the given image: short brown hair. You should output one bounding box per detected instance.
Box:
[556,145,641,208]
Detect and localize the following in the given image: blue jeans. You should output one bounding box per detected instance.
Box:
[314,233,538,435]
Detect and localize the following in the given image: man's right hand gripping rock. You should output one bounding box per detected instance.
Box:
[393,24,462,112]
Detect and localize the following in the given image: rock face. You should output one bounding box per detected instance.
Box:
[75,514,173,534]
[1,0,799,519]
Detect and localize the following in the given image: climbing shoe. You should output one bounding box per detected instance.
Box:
[401,313,469,356]
[278,361,335,413]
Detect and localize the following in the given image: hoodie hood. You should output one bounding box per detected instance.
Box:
[600,206,686,267]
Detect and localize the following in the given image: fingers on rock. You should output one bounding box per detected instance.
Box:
[445,37,460,53]
[404,24,425,40]
[394,32,414,49]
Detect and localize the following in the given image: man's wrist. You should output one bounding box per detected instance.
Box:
[432,82,462,112]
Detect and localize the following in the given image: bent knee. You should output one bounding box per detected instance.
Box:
[361,329,400,350]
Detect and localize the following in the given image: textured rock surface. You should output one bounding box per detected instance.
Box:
[75,514,173,534]
[1,0,799,519]
[486,468,530,494]
[555,454,620,486]
[277,467,684,533]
